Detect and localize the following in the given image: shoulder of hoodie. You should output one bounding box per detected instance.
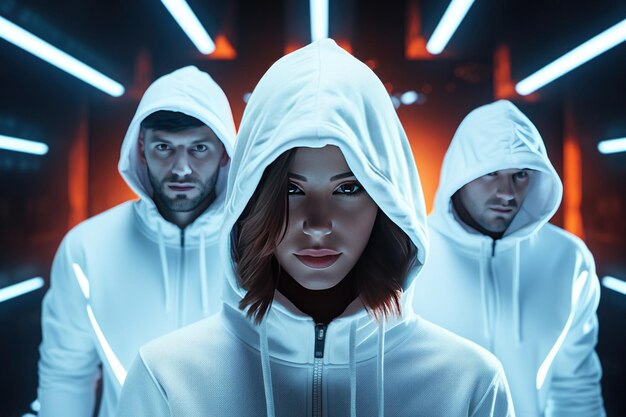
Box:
[534,222,594,262]
[62,200,137,244]
[411,317,505,379]
[138,316,228,376]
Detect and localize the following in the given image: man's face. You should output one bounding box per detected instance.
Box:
[457,169,532,233]
[140,125,227,212]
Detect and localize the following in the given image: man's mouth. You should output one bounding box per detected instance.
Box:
[168,183,195,192]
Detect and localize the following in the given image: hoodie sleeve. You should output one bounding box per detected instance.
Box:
[470,368,516,417]
[38,234,100,417]
[545,244,606,417]
[116,352,170,417]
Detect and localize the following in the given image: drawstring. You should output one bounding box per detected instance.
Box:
[377,320,386,417]
[349,320,357,417]
[156,222,171,312]
[478,241,489,339]
[512,240,521,344]
[199,231,210,316]
[260,320,276,417]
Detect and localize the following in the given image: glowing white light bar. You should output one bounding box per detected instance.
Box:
[0,16,124,97]
[72,263,90,299]
[0,277,44,303]
[400,91,419,105]
[310,0,329,42]
[161,0,215,54]
[598,137,626,155]
[426,0,475,55]
[0,134,48,155]
[30,399,40,412]
[86,305,127,385]
[516,18,626,95]
[603,276,626,295]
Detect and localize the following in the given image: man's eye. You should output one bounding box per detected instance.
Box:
[194,144,208,152]
[487,172,498,177]
[335,182,362,195]
[515,171,528,180]
[288,183,303,195]
[155,144,171,151]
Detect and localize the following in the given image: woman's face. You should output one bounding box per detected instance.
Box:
[274,145,379,290]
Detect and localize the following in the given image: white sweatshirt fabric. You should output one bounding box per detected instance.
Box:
[37,66,236,417]
[116,40,515,417]
[411,100,605,417]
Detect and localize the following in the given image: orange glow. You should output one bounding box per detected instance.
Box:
[284,42,305,55]
[208,34,237,60]
[68,106,89,229]
[405,0,432,60]
[493,44,516,100]
[335,39,353,55]
[563,105,585,238]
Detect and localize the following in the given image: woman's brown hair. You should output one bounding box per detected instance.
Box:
[231,149,417,324]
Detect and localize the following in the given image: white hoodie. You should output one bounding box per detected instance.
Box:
[116,40,515,417]
[37,66,236,417]
[411,100,605,417]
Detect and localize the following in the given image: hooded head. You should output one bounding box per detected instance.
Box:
[221,39,429,323]
[431,100,563,243]
[118,66,236,211]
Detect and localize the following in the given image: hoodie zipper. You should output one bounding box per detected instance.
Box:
[488,239,499,353]
[313,323,328,417]
[176,228,186,328]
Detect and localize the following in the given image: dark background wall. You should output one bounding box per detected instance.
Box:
[0,0,624,415]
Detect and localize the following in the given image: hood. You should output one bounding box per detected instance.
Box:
[219,38,429,417]
[430,100,563,245]
[222,39,428,305]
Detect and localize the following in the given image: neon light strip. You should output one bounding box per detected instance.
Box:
[0,134,48,155]
[72,263,90,299]
[536,271,588,389]
[310,0,329,42]
[516,18,626,95]
[602,276,626,295]
[161,0,215,54]
[598,137,626,155]
[86,305,127,385]
[426,0,475,55]
[0,277,44,303]
[0,16,125,97]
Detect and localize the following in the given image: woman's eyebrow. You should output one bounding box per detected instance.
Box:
[288,171,354,182]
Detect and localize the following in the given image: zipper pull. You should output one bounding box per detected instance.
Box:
[314,323,328,358]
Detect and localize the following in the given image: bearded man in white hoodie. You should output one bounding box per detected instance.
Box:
[412,100,605,417]
[37,66,236,417]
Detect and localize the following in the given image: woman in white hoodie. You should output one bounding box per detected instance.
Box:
[116,39,515,417]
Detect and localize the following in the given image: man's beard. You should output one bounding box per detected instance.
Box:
[148,170,218,213]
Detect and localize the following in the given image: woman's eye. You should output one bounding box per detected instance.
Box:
[335,182,362,195]
[288,183,303,195]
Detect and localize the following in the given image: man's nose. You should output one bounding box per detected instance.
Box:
[495,177,515,201]
[171,150,192,178]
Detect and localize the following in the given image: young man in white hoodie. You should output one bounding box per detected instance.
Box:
[412,100,605,417]
[37,66,236,417]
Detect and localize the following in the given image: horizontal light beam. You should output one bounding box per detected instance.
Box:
[0,277,45,303]
[161,0,215,54]
[598,137,626,154]
[310,0,329,42]
[426,0,475,55]
[516,18,626,95]
[0,134,48,155]
[602,276,626,295]
[0,16,124,97]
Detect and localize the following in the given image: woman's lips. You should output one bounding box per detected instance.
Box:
[294,249,341,269]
